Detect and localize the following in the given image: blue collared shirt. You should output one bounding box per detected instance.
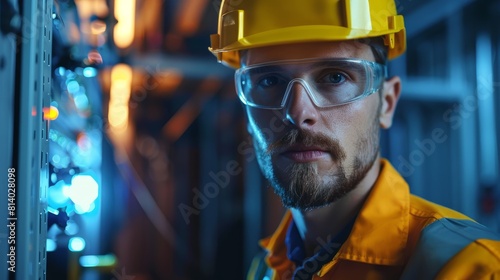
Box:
[285,218,356,279]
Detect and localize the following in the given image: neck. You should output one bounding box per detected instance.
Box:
[290,157,381,256]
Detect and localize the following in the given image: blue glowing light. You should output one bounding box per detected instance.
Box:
[50,173,58,184]
[83,67,98,78]
[68,237,86,252]
[79,255,99,267]
[52,154,61,164]
[79,254,117,268]
[46,239,57,252]
[48,180,70,207]
[74,202,96,214]
[66,174,99,214]
[55,67,65,77]
[74,94,90,110]
[64,220,79,236]
[66,80,80,93]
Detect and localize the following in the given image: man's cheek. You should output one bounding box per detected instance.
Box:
[248,120,275,146]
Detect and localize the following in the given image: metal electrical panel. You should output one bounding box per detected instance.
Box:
[0,0,52,279]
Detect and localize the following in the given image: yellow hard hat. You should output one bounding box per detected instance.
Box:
[209,0,406,68]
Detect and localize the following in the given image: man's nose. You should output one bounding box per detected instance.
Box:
[283,80,319,127]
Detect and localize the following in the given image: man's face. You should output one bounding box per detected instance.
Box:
[242,41,384,210]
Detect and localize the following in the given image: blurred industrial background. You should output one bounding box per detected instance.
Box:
[0,0,499,279]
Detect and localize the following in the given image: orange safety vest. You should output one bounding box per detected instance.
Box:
[248,159,500,279]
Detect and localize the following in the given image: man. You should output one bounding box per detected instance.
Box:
[209,0,500,279]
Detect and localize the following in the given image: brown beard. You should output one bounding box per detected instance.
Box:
[263,119,379,210]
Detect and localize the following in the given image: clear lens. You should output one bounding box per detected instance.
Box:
[235,58,386,109]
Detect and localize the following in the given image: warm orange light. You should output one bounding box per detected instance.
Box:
[75,0,109,19]
[87,50,103,65]
[93,0,109,17]
[76,132,92,150]
[75,0,93,19]
[156,70,183,93]
[90,20,107,34]
[74,0,110,47]
[176,0,208,36]
[114,0,136,48]
[43,106,59,120]
[109,64,133,131]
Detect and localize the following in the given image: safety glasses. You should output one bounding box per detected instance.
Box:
[235,58,387,109]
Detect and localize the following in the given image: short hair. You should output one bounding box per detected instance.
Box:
[359,36,389,65]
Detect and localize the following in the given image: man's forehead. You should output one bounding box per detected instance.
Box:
[243,41,375,66]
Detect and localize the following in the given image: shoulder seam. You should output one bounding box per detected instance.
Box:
[475,239,500,262]
[409,206,443,220]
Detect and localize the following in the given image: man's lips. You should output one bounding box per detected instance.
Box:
[279,145,330,162]
[267,130,346,162]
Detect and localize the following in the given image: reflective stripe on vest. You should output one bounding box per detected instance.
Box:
[401,218,500,279]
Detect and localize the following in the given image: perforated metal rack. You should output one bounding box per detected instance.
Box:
[0,0,52,279]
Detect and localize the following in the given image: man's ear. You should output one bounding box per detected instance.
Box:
[379,76,401,129]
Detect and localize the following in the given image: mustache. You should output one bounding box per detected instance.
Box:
[267,130,346,161]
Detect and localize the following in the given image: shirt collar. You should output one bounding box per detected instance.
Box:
[260,159,410,276]
[285,216,357,267]
[285,220,306,266]
[335,159,409,266]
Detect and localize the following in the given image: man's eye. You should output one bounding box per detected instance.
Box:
[318,72,347,84]
[257,75,282,88]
